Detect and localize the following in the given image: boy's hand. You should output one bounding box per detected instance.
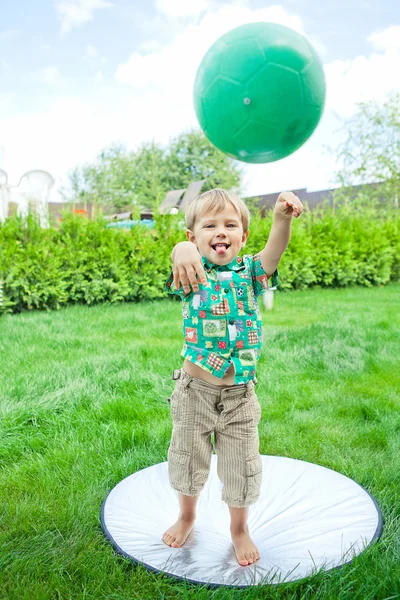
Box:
[274,191,304,219]
[172,242,208,294]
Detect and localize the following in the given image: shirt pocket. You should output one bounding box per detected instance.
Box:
[236,281,256,315]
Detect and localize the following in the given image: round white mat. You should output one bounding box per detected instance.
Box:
[101,455,382,587]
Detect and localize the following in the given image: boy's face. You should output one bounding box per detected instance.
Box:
[186,204,249,265]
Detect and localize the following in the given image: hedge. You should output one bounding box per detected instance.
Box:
[0,203,399,314]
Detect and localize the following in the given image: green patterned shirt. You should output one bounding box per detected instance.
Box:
[165,253,278,385]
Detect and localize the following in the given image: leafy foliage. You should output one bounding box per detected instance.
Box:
[334,91,400,206]
[61,130,242,211]
[1,199,398,314]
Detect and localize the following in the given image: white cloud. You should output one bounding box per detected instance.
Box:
[55,0,113,35]
[155,0,210,19]
[367,25,400,52]
[0,98,110,195]
[87,44,98,58]
[324,28,400,118]
[26,67,64,87]
[115,4,305,89]
[94,70,103,83]
[139,40,164,53]
[0,92,15,112]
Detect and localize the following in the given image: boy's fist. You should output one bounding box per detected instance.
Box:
[275,191,304,219]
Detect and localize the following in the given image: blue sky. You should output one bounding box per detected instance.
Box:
[0,0,399,201]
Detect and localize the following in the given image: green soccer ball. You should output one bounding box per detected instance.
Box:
[193,22,326,163]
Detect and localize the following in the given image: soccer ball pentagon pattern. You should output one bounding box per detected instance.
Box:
[193,22,326,163]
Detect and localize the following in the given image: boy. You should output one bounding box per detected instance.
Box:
[162,188,303,566]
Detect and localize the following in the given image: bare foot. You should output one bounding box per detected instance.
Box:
[231,527,260,566]
[162,516,195,548]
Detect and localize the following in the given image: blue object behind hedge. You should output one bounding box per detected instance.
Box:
[106,219,155,229]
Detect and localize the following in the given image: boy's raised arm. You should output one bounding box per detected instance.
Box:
[258,191,303,276]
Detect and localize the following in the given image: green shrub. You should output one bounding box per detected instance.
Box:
[244,202,399,291]
[0,211,183,314]
[0,202,399,314]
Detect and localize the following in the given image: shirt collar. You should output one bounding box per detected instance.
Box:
[201,254,246,272]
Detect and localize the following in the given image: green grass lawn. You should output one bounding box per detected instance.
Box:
[1,285,399,600]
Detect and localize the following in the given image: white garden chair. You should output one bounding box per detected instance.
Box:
[13,170,55,227]
[0,169,9,222]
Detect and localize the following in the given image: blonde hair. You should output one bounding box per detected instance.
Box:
[185,188,251,233]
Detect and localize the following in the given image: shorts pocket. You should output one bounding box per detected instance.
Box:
[254,398,262,424]
[245,455,262,504]
[168,447,191,490]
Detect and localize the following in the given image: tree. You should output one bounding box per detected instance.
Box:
[132,141,169,210]
[164,130,242,192]
[334,91,400,206]
[61,129,242,212]
[62,143,138,212]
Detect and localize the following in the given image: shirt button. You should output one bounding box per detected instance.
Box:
[229,319,235,325]
[224,288,229,293]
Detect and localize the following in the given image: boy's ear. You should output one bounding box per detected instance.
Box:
[186,229,195,243]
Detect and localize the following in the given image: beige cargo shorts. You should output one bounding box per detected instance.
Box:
[167,367,262,508]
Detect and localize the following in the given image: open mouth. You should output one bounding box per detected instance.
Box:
[211,243,230,250]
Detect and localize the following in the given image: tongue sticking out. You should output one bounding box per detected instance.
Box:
[215,245,227,255]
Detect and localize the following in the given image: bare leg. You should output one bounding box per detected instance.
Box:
[162,492,199,547]
[229,506,260,566]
